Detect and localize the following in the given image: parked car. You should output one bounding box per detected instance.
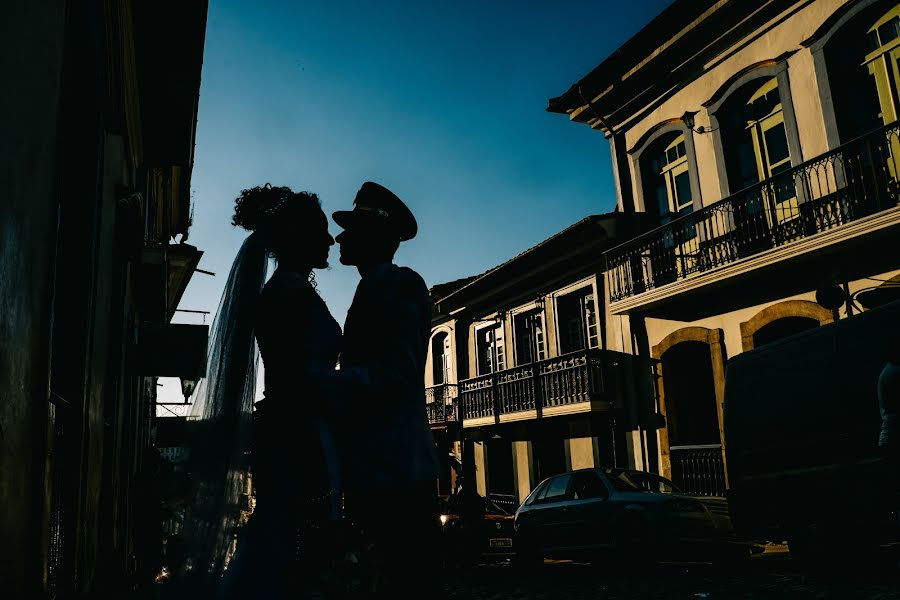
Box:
[439,492,516,565]
[513,468,749,565]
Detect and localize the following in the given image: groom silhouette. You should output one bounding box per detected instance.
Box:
[331,182,441,596]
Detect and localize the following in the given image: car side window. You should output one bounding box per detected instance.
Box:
[571,471,607,500]
[651,475,678,494]
[525,480,549,505]
[537,474,571,503]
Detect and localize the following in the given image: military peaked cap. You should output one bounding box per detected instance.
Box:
[333,181,418,241]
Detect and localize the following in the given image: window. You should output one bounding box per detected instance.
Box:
[514,309,546,365]
[538,474,571,503]
[865,5,900,184]
[557,287,599,354]
[431,332,451,385]
[431,332,452,385]
[745,79,794,202]
[719,76,798,242]
[646,134,694,225]
[628,471,679,494]
[641,131,699,281]
[524,480,549,506]
[476,323,505,375]
[602,468,643,492]
[571,471,607,500]
[866,5,900,127]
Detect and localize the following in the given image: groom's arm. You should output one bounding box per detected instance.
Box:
[313,269,430,413]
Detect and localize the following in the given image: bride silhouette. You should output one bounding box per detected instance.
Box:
[182,184,341,599]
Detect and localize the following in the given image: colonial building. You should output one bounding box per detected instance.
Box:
[426,215,658,509]
[1,1,209,596]
[549,0,900,496]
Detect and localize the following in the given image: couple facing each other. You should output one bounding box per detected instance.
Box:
[223,181,440,597]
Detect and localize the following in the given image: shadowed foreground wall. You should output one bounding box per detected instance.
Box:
[0,2,68,595]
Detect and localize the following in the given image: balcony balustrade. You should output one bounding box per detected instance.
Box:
[425,383,458,425]
[606,122,900,303]
[668,444,727,497]
[459,349,628,422]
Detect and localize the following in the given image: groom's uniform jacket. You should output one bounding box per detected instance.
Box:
[339,262,438,490]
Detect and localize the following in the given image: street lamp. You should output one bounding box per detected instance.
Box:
[180,378,197,403]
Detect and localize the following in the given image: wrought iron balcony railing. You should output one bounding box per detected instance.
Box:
[669,444,727,497]
[459,349,615,420]
[606,122,900,303]
[425,384,458,425]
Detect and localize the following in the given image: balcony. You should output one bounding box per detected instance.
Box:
[606,122,900,318]
[459,349,655,427]
[425,384,458,426]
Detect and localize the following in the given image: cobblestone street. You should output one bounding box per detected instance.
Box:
[444,551,900,600]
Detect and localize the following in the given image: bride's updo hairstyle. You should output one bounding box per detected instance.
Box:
[232,184,324,266]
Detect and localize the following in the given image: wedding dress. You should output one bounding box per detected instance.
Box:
[177,233,342,599]
[223,269,342,599]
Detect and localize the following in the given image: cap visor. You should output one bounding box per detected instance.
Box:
[332,210,358,230]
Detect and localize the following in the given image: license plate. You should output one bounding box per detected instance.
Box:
[490,537,513,548]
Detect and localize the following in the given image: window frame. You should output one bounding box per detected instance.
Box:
[706,60,803,200]
[532,473,573,505]
[550,277,603,357]
[570,469,609,501]
[512,306,547,366]
[629,121,703,216]
[474,320,506,376]
[864,5,900,126]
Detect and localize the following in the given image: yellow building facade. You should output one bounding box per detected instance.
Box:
[550,0,900,495]
[426,216,659,508]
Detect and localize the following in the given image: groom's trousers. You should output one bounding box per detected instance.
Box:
[345,481,444,598]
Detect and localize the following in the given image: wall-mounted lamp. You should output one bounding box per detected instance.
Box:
[682,110,714,135]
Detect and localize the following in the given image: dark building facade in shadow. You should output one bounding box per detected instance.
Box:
[1,1,209,596]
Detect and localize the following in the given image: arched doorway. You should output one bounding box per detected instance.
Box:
[752,316,820,348]
[653,327,728,497]
[662,342,721,448]
[740,300,834,351]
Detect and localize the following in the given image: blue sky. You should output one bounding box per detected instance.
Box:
[158,0,673,408]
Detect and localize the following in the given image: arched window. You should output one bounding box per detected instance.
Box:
[713,73,800,251]
[431,331,451,385]
[719,77,793,196]
[643,133,694,225]
[639,132,700,282]
[865,5,900,126]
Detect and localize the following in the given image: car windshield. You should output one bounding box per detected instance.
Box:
[484,498,509,516]
[603,468,642,492]
[613,470,682,494]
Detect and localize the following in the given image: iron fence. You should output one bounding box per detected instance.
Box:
[459,349,612,420]
[425,384,458,424]
[669,444,727,497]
[606,122,900,302]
